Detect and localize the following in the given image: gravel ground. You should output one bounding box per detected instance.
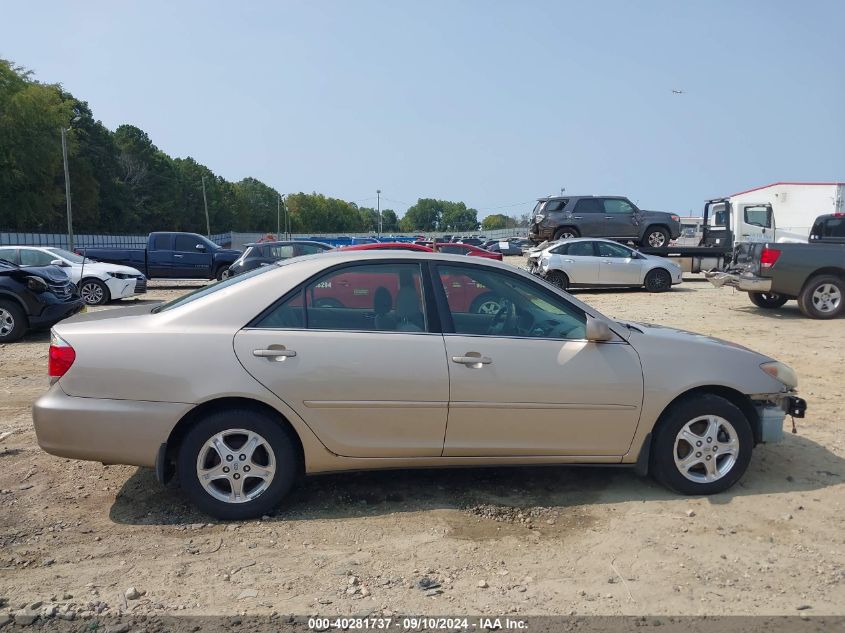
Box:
[1,265,844,620]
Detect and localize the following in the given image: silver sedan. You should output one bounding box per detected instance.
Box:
[529,238,683,292]
[33,251,804,519]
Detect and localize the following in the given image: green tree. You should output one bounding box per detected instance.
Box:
[381,209,400,232]
[481,213,510,230]
[399,198,478,232]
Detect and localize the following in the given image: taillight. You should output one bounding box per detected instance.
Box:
[48,330,76,378]
[760,247,781,269]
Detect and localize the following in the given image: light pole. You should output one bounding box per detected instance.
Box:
[201,176,211,238]
[60,116,81,250]
[283,194,290,239]
[376,189,381,237]
[277,194,281,238]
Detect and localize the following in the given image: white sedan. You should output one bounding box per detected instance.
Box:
[0,246,146,305]
[529,238,683,292]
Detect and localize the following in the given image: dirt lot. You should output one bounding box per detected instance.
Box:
[1,264,844,620]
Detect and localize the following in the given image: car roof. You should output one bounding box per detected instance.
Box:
[244,240,331,247]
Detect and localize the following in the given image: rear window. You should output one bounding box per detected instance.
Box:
[151,264,276,313]
[811,217,845,240]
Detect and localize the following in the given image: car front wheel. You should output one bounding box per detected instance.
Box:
[79,278,110,306]
[177,408,299,520]
[644,268,672,292]
[0,300,27,343]
[650,394,753,495]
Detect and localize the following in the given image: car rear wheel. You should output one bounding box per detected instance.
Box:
[641,227,670,248]
[748,292,788,309]
[797,275,844,319]
[644,268,672,292]
[553,228,579,241]
[651,394,753,495]
[0,300,27,343]
[177,409,299,520]
[79,278,110,306]
[545,270,569,290]
[214,266,227,281]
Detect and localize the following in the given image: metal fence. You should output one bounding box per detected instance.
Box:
[1,228,529,252]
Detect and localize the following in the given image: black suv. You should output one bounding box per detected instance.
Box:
[529,195,682,247]
[0,259,85,342]
[809,213,845,244]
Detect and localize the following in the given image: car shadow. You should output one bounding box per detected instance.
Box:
[570,286,697,295]
[730,305,810,320]
[109,432,844,526]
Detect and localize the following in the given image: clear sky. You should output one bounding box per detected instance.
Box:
[2,0,843,219]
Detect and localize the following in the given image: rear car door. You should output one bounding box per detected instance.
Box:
[148,233,174,277]
[556,241,600,284]
[601,198,639,239]
[234,261,449,457]
[596,241,644,285]
[173,234,213,277]
[571,198,606,236]
[434,263,643,456]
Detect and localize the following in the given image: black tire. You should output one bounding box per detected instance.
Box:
[469,292,503,315]
[177,408,300,520]
[214,266,227,281]
[0,299,28,343]
[641,226,670,248]
[313,297,344,309]
[650,394,753,496]
[748,292,788,309]
[545,270,569,290]
[644,268,672,292]
[78,278,111,306]
[797,274,844,319]
[553,227,579,241]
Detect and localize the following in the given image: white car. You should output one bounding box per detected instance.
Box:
[530,238,683,292]
[0,246,146,306]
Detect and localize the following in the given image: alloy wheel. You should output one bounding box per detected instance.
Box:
[196,428,277,503]
[673,415,739,483]
[0,308,14,337]
[80,282,104,305]
[648,231,667,247]
[811,283,842,314]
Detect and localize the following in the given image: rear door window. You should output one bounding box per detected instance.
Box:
[565,242,596,257]
[150,234,172,251]
[574,198,603,214]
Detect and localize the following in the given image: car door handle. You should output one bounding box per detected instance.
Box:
[253,348,297,359]
[572,216,583,219]
[451,355,492,366]
[173,254,184,258]
[562,259,575,263]
[604,216,615,219]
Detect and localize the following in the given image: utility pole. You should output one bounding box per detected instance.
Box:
[201,176,211,238]
[277,194,281,238]
[284,195,290,239]
[61,127,74,250]
[377,189,382,237]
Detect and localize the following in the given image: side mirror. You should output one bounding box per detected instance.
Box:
[50,259,69,267]
[586,315,614,342]
[195,244,206,251]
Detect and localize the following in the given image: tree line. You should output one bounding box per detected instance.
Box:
[0,60,505,236]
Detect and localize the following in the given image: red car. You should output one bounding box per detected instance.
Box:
[412,242,503,261]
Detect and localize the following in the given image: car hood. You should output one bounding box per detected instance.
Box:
[78,261,143,276]
[620,320,769,359]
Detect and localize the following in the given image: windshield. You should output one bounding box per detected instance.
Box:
[152,264,275,313]
[46,247,86,263]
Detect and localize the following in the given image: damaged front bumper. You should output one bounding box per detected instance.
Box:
[751,393,807,443]
[704,270,772,292]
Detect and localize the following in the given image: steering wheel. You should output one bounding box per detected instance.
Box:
[486,299,514,335]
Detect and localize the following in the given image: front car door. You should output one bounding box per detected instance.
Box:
[595,241,644,285]
[173,234,213,277]
[738,204,774,243]
[234,261,449,457]
[434,263,643,456]
[601,198,640,239]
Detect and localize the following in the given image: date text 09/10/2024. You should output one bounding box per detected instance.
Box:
[306,617,528,630]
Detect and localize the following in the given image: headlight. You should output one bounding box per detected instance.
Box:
[107,272,131,279]
[25,276,49,293]
[760,361,797,388]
